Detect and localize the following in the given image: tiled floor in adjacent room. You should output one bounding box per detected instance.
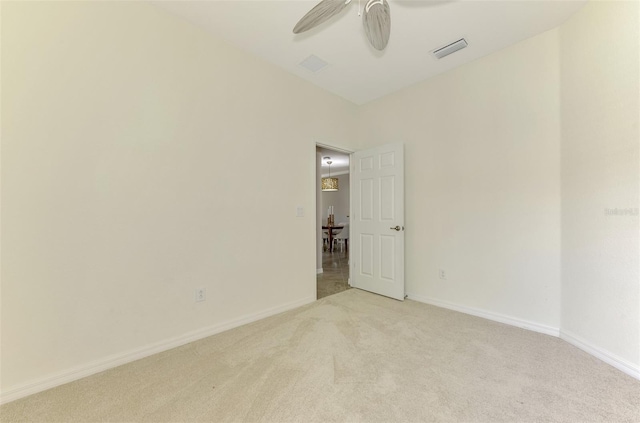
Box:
[316,246,350,299]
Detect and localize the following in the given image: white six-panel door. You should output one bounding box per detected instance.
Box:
[351,143,405,300]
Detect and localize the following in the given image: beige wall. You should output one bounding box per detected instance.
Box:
[357,30,562,330]
[1,1,357,395]
[560,0,639,369]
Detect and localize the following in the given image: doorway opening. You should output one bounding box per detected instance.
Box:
[316,144,351,299]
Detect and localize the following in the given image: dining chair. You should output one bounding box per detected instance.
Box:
[322,230,329,250]
[334,223,349,252]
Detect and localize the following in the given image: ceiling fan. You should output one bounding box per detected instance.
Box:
[293,0,391,51]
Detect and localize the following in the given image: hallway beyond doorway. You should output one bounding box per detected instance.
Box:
[317,249,349,299]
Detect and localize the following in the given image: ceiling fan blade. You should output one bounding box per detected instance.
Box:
[293,0,350,34]
[363,0,391,50]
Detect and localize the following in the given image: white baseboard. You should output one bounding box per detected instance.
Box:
[560,330,640,380]
[0,296,315,405]
[316,268,323,274]
[407,293,640,381]
[406,293,560,337]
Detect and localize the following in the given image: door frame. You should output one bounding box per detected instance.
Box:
[315,143,354,289]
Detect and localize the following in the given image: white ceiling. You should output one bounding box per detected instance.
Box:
[152,0,586,105]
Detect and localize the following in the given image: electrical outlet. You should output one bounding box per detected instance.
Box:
[195,288,206,302]
[439,269,446,280]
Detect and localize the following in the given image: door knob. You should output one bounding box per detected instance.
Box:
[390,225,402,231]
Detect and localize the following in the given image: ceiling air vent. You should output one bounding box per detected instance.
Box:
[432,38,468,59]
[299,54,329,73]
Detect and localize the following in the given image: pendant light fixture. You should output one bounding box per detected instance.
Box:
[321,157,339,191]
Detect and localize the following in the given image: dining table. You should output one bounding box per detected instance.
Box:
[322,225,344,253]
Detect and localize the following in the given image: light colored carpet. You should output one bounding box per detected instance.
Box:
[2,289,639,422]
